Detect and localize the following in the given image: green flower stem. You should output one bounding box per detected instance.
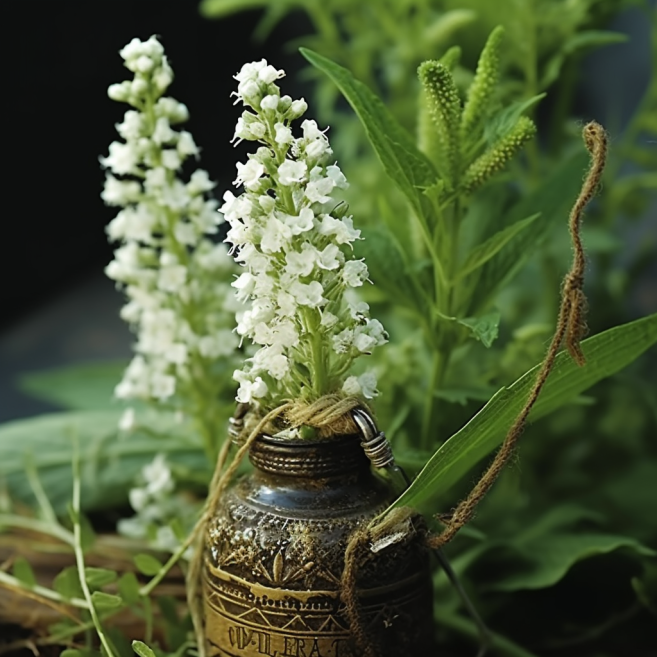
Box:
[25,454,58,526]
[72,440,117,657]
[310,311,329,398]
[139,538,190,597]
[0,570,88,610]
[0,514,74,546]
[421,348,450,450]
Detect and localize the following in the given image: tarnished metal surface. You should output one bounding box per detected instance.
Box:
[203,433,434,657]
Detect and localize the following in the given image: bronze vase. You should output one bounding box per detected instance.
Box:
[203,432,435,656]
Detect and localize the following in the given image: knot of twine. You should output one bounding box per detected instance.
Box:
[186,394,367,656]
[238,394,364,441]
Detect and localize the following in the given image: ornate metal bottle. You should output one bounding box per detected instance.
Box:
[203,432,434,657]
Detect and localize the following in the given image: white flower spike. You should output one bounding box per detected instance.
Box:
[102,36,239,430]
[224,60,387,407]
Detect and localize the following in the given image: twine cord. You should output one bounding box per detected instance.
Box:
[426,121,608,551]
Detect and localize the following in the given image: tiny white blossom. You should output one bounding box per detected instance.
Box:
[278,160,307,186]
[119,407,136,431]
[343,260,369,287]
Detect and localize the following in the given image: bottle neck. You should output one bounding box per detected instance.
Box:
[248,433,369,480]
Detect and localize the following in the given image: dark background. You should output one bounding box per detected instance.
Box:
[0,1,654,422]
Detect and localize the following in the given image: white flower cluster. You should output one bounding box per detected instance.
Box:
[102,36,239,405]
[223,60,387,406]
[117,454,195,557]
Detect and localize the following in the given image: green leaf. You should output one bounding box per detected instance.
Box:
[132,641,156,657]
[61,650,84,657]
[91,590,123,611]
[465,150,590,315]
[18,361,128,411]
[53,566,84,600]
[13,556,36,587]
[134,553,164,577]
[300,48,438,218]
[355,227,427,314]
[484,93,546,146]
[457,312,501,347]
[455,214,539,280]
[490,533,655,592]
[118,572,141,605]
[632,562,657,614]
[84,567,117,589]
[198,0,270,18]
[390,313,657,511]
[0,410,207,513]
[79,513,97,554]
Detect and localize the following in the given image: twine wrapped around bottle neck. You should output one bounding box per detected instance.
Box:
[240,394,366,441]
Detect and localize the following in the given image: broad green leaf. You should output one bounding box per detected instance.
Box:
[390,313,657,511]
[465,150,589,315]
[458,312,501,347]
[13,556,36,587]
[18,361,128,411]
[490,533,655,592]
[199,0,270,18]
[300,48,438,219]
[455,214,539,280]
[53,566,84,600]
[84,567,117,589]
[355,227,428,314]
[0,410,208,513]
[134,553,164,576]
[132,641,157,657]
[118,572,141,605]
[91,590,123,611]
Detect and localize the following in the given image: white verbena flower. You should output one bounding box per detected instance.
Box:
[224,60,387,408]
[102,36,240,419]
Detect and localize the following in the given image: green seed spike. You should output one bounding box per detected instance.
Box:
[418,60,462,188]
[461,26,505,141]
[461,116,536,194]
[439,46,461,71]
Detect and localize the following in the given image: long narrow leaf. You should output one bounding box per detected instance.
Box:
[455,213,539,281]
[0,410,207,512]
[300,48,438,218]
[390,313,657,511]
[466,150,589,315]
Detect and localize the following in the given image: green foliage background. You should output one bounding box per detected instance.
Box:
[0,1,655,656]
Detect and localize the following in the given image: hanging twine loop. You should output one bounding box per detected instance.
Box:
[426,121,608,551]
